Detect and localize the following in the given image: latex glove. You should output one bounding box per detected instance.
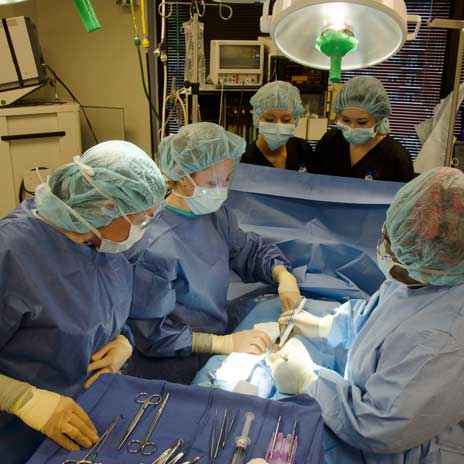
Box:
[247,460,268,464]
[85,335,133,389]
[279,310,334,339]
[272,266,301,313]
[13,387,98,450]
[192,330,271,355]
[267,338,317,394]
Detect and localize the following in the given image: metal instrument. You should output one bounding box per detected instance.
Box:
[118,392,162,450]
[209,409,218,462]
[212,410,227,463]
[128,392,171,456]
[181,457,203,464]
[222,410,236,449]
[278,296,307,348]
[287,421,298,464]
[267,416,281,461]
[62,415,121,464]
[151,439,184,464]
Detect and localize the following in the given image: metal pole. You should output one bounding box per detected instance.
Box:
[445,27,464,167]
[192,13,199,123]
[429,19,464,167]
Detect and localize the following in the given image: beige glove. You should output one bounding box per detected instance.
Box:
[247,460,268,464]
[12,387,98,450]
[267,338,317,394]
[85,335,133,389]
[192,330,271,355]
[279,310,334,339]
[272,265,301,313]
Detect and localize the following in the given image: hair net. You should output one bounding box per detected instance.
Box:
[334,76,391,134]
[160,122,246,181]
[250,81,305,127]
[36,140,166,233]
[386,167,464,286]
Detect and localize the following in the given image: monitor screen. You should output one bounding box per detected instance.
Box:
[219,45,261,70]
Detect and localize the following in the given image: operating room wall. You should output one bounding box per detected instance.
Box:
[2,1,152,154]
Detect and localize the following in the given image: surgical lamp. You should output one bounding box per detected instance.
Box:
[213,0,420,82]
[262,0,421,83]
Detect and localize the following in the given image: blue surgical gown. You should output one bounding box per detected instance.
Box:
[125,204,290,381]
[0,200,133,464]
[306,280,464,463]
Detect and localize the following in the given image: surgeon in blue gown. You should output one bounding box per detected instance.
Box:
[126,122,300,384]
[270,167,464,463]
[0,141,166,464]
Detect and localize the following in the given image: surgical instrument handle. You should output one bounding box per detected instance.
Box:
[62,415,121,464]
[147,392,170,438]
[118,392,161,450]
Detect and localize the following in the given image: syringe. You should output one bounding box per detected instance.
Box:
[231,411,254,464]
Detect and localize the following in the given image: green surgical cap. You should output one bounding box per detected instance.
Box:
[386,167,464,286]
[160,122,246,181]
[250,81,305,127]
[36,140,166,233]
[334,76,391,134]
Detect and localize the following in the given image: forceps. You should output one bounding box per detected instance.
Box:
[118,392,162,450]
[128,392,171,456]
[62,415,121,464]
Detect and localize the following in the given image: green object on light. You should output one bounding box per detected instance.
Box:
[316,30,358,83]
[73,0,101,33]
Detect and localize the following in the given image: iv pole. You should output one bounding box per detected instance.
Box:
[158,1,232,126]
[429,18,464,167]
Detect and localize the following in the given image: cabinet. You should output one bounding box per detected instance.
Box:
[0,101,81,218]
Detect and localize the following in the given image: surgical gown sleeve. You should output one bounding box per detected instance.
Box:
[326,295,375,351]
[220,206,291,283]
[129,250,192,357]
[119,324,134,347]
[306,322,464,454]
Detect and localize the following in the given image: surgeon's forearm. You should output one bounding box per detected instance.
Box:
[192,332,232,355]
[0,374,33,413]
[272,265,289,282]
[192,332,213,353]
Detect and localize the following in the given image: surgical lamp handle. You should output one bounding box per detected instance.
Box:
[407,15,421,41]
[73,0,101,33]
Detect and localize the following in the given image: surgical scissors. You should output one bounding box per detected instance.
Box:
[118,392,162,450]
[128,392,171,456]
[62,415,121,464]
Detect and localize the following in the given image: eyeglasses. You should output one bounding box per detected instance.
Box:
[130,206,164,229]
[377,223,390,259]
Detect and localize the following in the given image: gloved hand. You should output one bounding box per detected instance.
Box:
[267,338,317,394]
[272,266,301,313]
[192,330,271,355]
[278,310,334,339]
[12,387,99,450]
[85,335,133,389]
[247,460,268,464]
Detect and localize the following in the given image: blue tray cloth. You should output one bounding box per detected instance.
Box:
[27,374,324,464]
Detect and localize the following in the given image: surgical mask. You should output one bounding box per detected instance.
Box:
[172,174,228,215]
[259,122,295,151]
[337,122,376,145]
[98,222,146,253]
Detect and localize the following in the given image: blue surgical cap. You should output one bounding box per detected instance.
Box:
[386,167,464,287]
[334,76,391,134]
[160,122,246,181]
[250,81,305,127]
[36,140,166,233]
